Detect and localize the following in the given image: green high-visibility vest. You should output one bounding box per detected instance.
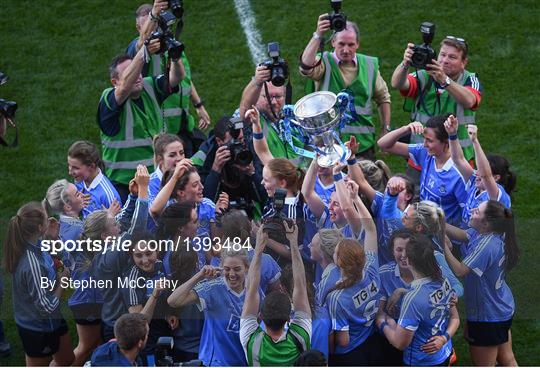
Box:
[404,69,477,160]
[246,324,310,366]
[147,53,194,134]
[99,78,164,185]
[305,52,378,152]
[261,115,308,168]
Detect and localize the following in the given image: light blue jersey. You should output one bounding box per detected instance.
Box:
[398,277,453,366]
[196,198,216,240]
[59,215,83,242]
[371,191,404,265]
[315,263,340,307]
[193,277,249,366]
[408,145,468,228]
[462,229,514,322]
[326,251,380,354]
[314,174,341,205]
[317,207,363,240]
[76,170,122,218]
[312,305,332,359]
[379,262,411,317]
[209,249,281,293]
[462,175,511,227]
[148,166,164,204]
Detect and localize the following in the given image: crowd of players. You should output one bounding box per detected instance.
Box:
[1,0,520,366]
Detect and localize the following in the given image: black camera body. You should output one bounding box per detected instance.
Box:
[262,188,294,239]
[145,11,184,60]
[411,22,437,69]
[224,118,253,166]
[327,0,347,32]
[155,336,203,367]
[259,42,289,87]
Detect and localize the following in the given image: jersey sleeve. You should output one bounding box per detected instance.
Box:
[193,280,214,311]
[364,251,380,281]
[327,292,349,331]
[97,90,122,137]
[23,256,60,315]
[261,254,282,287]
[463,73,483,110]
[239,314,260,354]
[400,73,419,98]
[398,292,421,332]
[463,236,496,277]
[408,144,427,168]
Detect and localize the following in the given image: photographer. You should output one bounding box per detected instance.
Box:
[300,15,391,160]
[97,0,185,200]
[239,62,306,166]
[90,313,149,366]
[391,35,482,166]
[126,2,211,157]
[192,116,266,220]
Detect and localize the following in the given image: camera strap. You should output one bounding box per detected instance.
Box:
[414,70,438,117]
[298,36,326,71]
[0,117,19,148]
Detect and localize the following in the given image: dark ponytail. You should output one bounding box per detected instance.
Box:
[406,233,442,281]
[487,154,517,195]
[3,202,47,274]
[484,201,520,271]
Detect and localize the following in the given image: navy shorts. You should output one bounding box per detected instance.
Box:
[17,318,69,357]
[70,303,102,326]
[466,317,513,346]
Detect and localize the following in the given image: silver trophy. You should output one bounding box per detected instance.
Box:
[292,91,350,168]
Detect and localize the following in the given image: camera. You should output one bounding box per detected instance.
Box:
[259,42,289,87]
[155,336,203,366]
[225,118,253,166]
[411,22,437,69]
[0,99,17,120]
[168,0,183,19]
[327,0,347,32]
[262,188,294,240]
[145,11,184,60]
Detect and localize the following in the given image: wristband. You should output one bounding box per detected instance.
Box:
[448,134,458,141]
[400,61,409,70]
[443,332,451,342]
[346,157,357,166]
[193,100,204,109]
[379,321,388,334]
[253,132,264,140]
[149,12,158,22]
[312,32,322,41]
[333,173,343,182]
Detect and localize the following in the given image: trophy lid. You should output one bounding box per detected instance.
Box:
[294,91,337,119]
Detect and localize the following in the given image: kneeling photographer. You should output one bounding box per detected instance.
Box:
[192,116,267,220]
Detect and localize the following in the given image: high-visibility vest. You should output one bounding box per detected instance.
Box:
[99,78,163,184]
[404,69,477,160]
[305,52,378,152]
[147,53,194,135]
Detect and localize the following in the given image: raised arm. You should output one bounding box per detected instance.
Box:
[469,125,499,200]
[349,180,377,253]
[190,81,211,130]
[335,170,363,237]
[444,115,473,182]
[167,266,219,308]
[239,66,270,121]
[168,58,186,89]
[301,158,325,218]
[114,47,146,106]
[345,136,376,203]
[391,43,414,90]
[443,238,471,277]
[299,14,329,73]
[135,0,168,51]
[245,106,274,166]
[242,228,266,317]
[286,222,311,317]
[149,158,192,218]
[378,122,424,158]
